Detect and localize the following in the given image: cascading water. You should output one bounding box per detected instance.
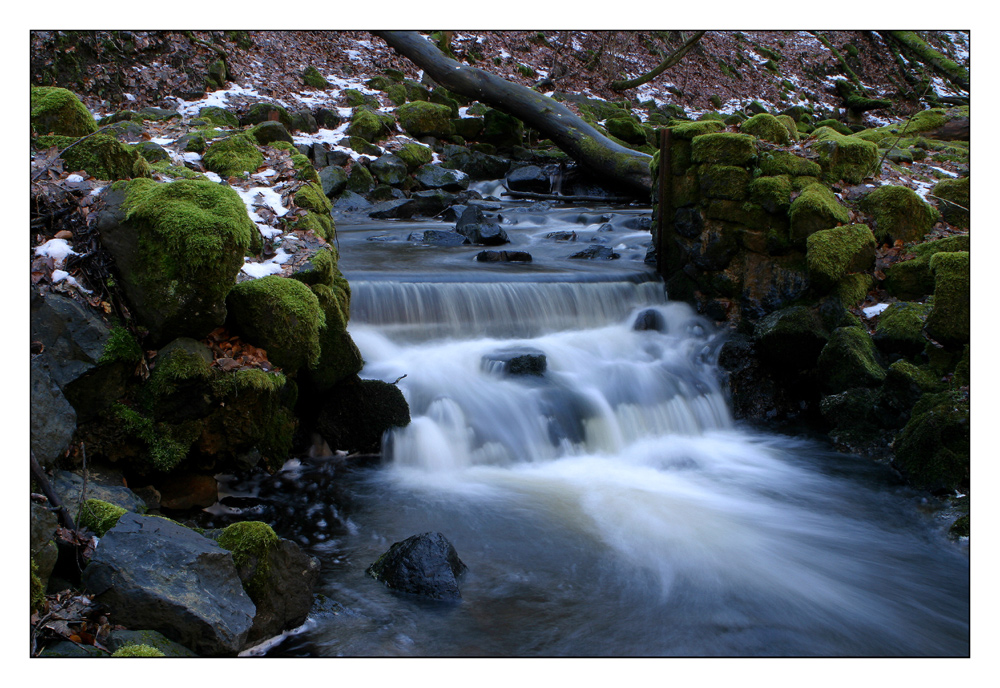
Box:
[251,202,968,657]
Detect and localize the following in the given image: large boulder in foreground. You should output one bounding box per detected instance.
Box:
[366,532,468,600]
[31,86,98,137]
[96,179,260,347]
[82,513,255,656]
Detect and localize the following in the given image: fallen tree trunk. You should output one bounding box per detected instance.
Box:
[373,31,653,196]
[880,31,969,92]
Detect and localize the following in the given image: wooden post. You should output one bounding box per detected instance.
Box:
[655,127,672,275]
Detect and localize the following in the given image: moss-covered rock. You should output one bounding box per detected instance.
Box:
[100,178,259,345]
[788,183,850,245]
[302,65,329,89]
[481,109,523,148]
[757,150,822,177]
[893,389,969,491]
[691,133,757,166]
[111,644,167,657]
[78,498,127,536]
[59,133,152,180]
[924,251,969,348]
[858,185,939,244]
[931,176,969,229]
[241,102,293,129]
[748,175,792,213]
[774,114,799,141]
[203,132,263,178]
[309,283,365,390]
[31,559,45,613]
[345,107,386,142]
[605,116,649,145]
[873,302,931,356]
[396,142,435,171]
[811,128,878,183]
[217,521,280,601]
[669,120,726,139]
[817,325,886,393]
[347,164,375,194]
[250,121,294,146]
[754,305,829,370]
[740,113,789,144]
[698,164,750,201]
[226,276,325,374]
[197,106,239,128]
[805,223,876,292]
[31,86,98,137]
[877,358,946,426]
[397,101,454,139]
[883,234,969,300]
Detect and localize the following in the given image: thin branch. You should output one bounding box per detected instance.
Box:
[609,31,706,92]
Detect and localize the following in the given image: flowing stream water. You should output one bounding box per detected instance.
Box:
[237,198,968,657]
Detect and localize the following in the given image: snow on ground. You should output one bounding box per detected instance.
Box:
[862,303,891,318]
[34,238,78,267]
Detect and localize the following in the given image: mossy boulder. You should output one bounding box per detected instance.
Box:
[859,185,940,244]
[924,251,969,348]
[690,133,757,166]
[226,276,325,374]
[754,305,829,370]
[369,153,409,186]
[481,109,523,148]
[241,103,292,129]
[308,283,365,390]
[396,142,434,171]
[931,176,969,229]
[97,179,260,345]
[877,359,946,425]
[757,150,822,177]
[302,65,329,89]
[805,223,877,292]
[748,175,792,214]
[811,128,878,183]
[893,389,969,491]
[788,183,850,245]
[250,121,294,146]
[31,86,98,137]
[397,101,454,139]
[78,498,127,536]
[774,114,799,141]
[605,116,648,145]
[873,302,931,356]
[883,234,969,300]
[346,107,387,142]
[452,116,485,140]
[740,113,789,144]
[197,106,239,128]
[316,378,411,454]
[111,644,167,657]
[698,165,750,201]
[817,325,886,393]
[203,132,263,178]
[59,133,152,180]
[669,120,726,139]
[347,164,375,194]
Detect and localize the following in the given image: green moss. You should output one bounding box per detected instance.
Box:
[775,114,799,141]
[31,559,45,613]
[112,644,167,657]
[290,153,320,184]
[145,347,213,405]
[78,498,127,536]
[894,389,969,491]
[226,275,325,373]
[668,120,726,140]
[758,150,822,177]
[805,223,876,292]
[290,211,335,241]
[295,181,333,215]
[31,86,98,137]
[931,176,969,228]
[197,106,239,128]
[150,162,205,180]
[883,235,969,299]
[302,65,329,89]
[818,326,885,393]
[308,283,364,389]
[859,185,940,244]
[112,402,193,473]
[748,175,792,213]
[397,101,455,139]
[59,133,152,180]
[811,128,879,183]
[835,272,873,306]
[739,113,789,144]
[788,183,850,245]
[924,251,969,348]
[690,132,757,166]
[605,116,648,146]
[218,521,280,601]
[288,247,338,288]
[202,132,263,178]
[874,302,932,355]
[698,164,750,201]
[396,142,434,171]
[99,326,142,365]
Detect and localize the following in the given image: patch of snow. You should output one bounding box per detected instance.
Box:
[236,185,289,220]
[149,137,175,146]
[241,259,284,279]
[182,151,202,163]
[66,174,85,183]
[171,83,263,117]
[499,49,510,59]
[90,186,105,196]
[34,238,78,266]
[50,270,92,293]
[863,303,891,318]
[251,169,278,182]
[124,93,136,102]
[203,171,223,183]
[744,51,769,65]
[929,166,959,178]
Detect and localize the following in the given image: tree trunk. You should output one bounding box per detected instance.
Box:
[880,31,969,92]
[373,31,653,196]
[609,31,705,92]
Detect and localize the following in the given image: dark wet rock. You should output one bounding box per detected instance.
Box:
[569,245,619,260]
[546,231,577,241]
[369,153,409,185]
[315,108,342,130]
[333,190,373,212]
[633,308,667,331]
[368,198,414,219]
[366,532,468,601]
[51,468,148,520]
[30,357,76,468]
[674,207,704,238]
[482,348,547,376]
[319,165,349,197]
[441,149,511,180]
[414,163,470,190]
[290,109,318,134]
[409,229,468,246]
[475,250,532,262]
[250,120,294,146]
[31,501,60,587]
[105,629,197,657]
[455,205,509,245]
[82,513,255,656]
[316,377,410,454]
[409,189,457,217]
[505,164,550,193]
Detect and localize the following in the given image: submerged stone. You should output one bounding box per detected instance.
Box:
[366,532,468,601]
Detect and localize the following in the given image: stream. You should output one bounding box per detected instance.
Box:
[220,195,969,657]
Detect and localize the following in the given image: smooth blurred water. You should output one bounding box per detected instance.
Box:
[261,203,969,657]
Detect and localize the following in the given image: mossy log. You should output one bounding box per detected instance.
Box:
[373,31,652,196]
[880,31,969,92]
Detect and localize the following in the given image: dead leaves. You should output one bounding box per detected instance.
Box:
[31,589,116,656]
[204,327,278,373]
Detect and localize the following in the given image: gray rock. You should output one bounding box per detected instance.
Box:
[82,513,255,656]
[319,165,349,197]
[239,538,321,645]
[369,198,416,219]
[333,190,372,212]
[30,501,60,586]
[455,205,509,246]
[475,250,532,263]
[105,629,198,657]
[409,229,468,246]
[482,348,546,376]
[51,469,147,524]
[30,357,76,468]
[414,164,470,190]
[569,245,619,260]
[366,532,468,601]
[370,153,409,185]
[506,165,550,193]
[251,121,294,146]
